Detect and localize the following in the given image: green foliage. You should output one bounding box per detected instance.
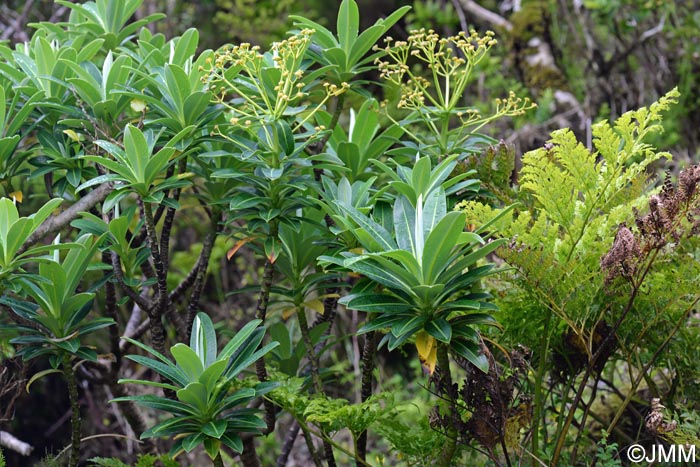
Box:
[89,454,181,467]
[324,156,506,372]
[594,431,622,467]
[0,197,65,284]
[459,88,680,338]
[113,313,278,459]
[291,0,410,83]
[6,233,113,363]
[5,1,693,466]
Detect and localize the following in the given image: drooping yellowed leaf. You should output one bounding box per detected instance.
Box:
[303,298,324,315]
[227,236,257,260]
[416,330,437,374]
[282,307,298,320]
[130,98,147,112]
[63,129,83,142]
[9,190,22,203]
[26,368,62,392]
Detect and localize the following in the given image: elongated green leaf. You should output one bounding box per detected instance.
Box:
[199,360,227,395]
[393,196,416,256]
[422,211,467,284]
[357,313,413,334]
[182,432,206,453]
[171,343,204,381]
[123,124,149,182]
[176,382,209,414]
[111,394,195,415]
[337,0,359,55]
[220,432,243,453]
[218,388,257,413]
[341,294,411,313]
[116,378,180,392]
[451,339,489,373]
[124,354,188,387]
[335,202,397,251]
[142,416,198,439]
[202,420,227,439]
[450,313,500,328]
[391,315,426,338]
[341,256,416,294]
[219,319,263,361]
[191,312,217,367]
[425,318,452,343]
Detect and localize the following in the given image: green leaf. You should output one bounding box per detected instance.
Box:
[124,354,188,387]
[220,432,243,453]
[26,368,62,392]
[341,294,411,313]
[338,0,360,55]
[123,124,150,183]
[335,202,397,251]
[348,6,410,67]
[182,432,206,453]
[171,343,205,382]
[219,319,263,361]
[203,437,220,460]
[451,339,489,373]
[393,196,417,256]
[391,315,426,338]
[176,382,209,414]
[111,394,195,415]
[422,211,467,284]
[202,420,227,439]
[191,312,217,367]
[425,318,452,343]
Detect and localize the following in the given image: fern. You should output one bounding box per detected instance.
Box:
[457,88,679,341]
[0,447,5,467]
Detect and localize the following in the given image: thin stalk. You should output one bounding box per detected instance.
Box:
[158,158,187,274]
[141,201,168,357]
[298,309,336,467]
[186,208,222,338]
[530,311,552,465]
[255,221,278,433]
[311,93,345,180]
[570,372,602,465]
[299,423,324,467]
[277,421,301,467]
[240,436,262,467]
[102,251,122,373]
[549,253,652,466]
[63,357,81,467]
[356,331,377,464]
[606,297,699,433]
[435,344,458,467]
[107,380,147,443]
[110,250,151,312]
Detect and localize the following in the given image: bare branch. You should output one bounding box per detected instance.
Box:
[0,430,33,456]
[20,183,114,253]
[454,0,512,31]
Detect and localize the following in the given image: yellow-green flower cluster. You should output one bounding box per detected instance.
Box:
[375,29,498,112]
[203,29,348,129]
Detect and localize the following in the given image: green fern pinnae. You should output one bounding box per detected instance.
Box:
[457,88,679,331]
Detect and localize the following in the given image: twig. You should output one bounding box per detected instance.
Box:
[0,431,33,456]
[276,421,301,467]
[186,208,222,338]
[454,0,513,31]
[20,182,113,253]
[356,331,377,463]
